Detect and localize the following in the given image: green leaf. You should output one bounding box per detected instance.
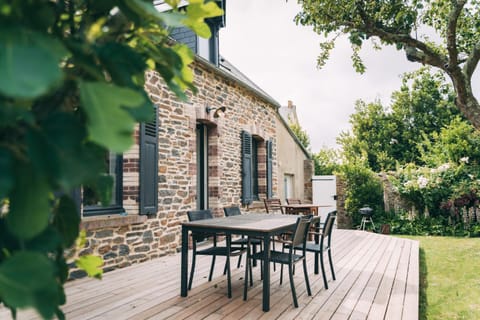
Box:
[0,219,20,257]
[56,252,69,284]
[0,27,67,98]
[25,226,62,253]
[79,81,146,152]
[26,127,61,180]
[41,112,105,189]
[125,93,155,122]
[0,252,55,309]
[174,44,195,86]
[7,163,51,240]
[33,283,64,320]
[183,0,224,38]
[96,42,147,87]
[0,103,34,128]
[0,148,13,200]
[76,255,103,279]
[53,196,80,248]
[122,0,165,22]
[158,11,186,27]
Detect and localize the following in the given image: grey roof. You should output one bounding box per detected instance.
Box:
[219,56,278,106]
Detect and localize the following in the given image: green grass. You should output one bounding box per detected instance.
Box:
[403,236,480,320]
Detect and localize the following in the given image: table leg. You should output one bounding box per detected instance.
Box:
[181,225,188,297]
[314,220,320,275]
[226,234,232,298]
[262,233,271,312]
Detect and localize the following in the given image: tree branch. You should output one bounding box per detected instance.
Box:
[370,29,447,69]
[353,0,447,70]
[446,0,465,68]
[464,41,480,80]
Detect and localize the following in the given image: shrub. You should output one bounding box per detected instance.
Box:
[336,162,384,227]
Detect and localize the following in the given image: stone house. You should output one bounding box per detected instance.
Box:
[71,2,313,277]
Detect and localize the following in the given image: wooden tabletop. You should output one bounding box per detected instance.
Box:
[182,213,300,233]
[281,204,333,208]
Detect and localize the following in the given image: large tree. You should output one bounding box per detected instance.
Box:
[295,0,480,128]
[0,0,221,318]
[338,69,459,171]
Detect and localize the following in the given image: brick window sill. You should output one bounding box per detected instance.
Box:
[81,215,147,231]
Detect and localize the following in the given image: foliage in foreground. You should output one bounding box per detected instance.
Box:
[0,0,222,319]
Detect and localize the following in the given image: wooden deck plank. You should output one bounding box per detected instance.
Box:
[302,234,381,319]
[253,230,361,319]
[271,232,375,320]
[348,236,399,320]
[367,236,405,319]
[402,240,419,320]
[329,233,393,320]
[0,230,419,320]
[385,239,412,320]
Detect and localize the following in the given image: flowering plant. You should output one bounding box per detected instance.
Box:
[390,159,480,219]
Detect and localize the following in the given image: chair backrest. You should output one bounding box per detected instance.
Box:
[187,209,213,222]
[187,209,214,242]
[321,211,337,246]
[264,198,284,214]
[286,198,302,205]
[223,206,242,217]
[291,215,313,247]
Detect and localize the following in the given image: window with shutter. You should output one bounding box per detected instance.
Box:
[140,105,159,215]
[83,152,124,216]
[266,139,273,198]
[241,131,253,205]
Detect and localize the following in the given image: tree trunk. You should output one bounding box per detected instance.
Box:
[449,71,480,129]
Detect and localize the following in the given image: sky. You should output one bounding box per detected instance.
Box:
[219,0,479,152]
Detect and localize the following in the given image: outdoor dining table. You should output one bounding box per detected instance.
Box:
[180,213,322,312]
[281,204,333,215]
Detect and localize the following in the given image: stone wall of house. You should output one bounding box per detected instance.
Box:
[70,59,279,277]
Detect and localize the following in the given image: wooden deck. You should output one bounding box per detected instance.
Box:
[1,230,419,320]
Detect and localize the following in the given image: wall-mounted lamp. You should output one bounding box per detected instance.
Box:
[206,106,226,118]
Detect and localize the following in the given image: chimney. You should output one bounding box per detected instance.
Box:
[288,100,294,109]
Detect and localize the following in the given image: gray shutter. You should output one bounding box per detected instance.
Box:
[241,131,253,205]
[140,105,158,215]
[266,139,273,198]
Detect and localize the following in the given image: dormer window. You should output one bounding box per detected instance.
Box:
[197,22,220,65]
[157,0,225,66]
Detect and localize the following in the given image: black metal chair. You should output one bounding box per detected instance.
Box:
[295,211,337,290]
[223,206,262,268]
[187,209,246,298]
[244,215,313,308]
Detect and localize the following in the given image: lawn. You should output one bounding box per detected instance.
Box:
[403,236,480,320]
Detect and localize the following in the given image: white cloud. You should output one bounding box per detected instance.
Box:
[219,0,480,151]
